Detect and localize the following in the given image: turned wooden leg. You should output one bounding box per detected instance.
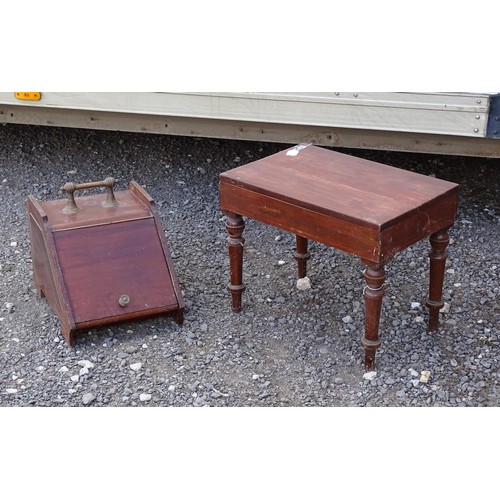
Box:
[426,229,450,331]
[362,263,385,370]
[225,213,246,312]
[294,235,310,279]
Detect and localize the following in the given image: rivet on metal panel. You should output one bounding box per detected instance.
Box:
[353,93,359,97]
[473,128,479,133]
[475,115,480,119]
[477,100,482,104]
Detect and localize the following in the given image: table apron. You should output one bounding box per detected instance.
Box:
[220,184,457,265]
[221,184,383,262]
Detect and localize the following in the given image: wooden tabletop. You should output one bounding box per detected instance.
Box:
[220,144,459,230]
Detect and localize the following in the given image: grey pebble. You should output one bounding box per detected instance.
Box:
[82,393,96,405]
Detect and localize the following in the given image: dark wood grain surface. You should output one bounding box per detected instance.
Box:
[220,145,459,229]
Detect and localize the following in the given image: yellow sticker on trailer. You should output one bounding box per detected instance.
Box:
[14,92,41,101]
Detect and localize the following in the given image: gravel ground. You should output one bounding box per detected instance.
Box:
[1,123,499,407]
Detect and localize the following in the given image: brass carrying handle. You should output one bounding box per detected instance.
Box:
[60,177,119,214]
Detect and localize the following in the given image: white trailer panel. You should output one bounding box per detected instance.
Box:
[0,92,498,157]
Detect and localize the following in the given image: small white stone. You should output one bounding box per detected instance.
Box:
[58,366,69,373]
[70,375,79,382]
[10,241,17,247]
[11,337,19,342]
[420,370,431,383]
[342,315,353,324]
[441,302,451,314]
[415,316,424,323]
[363,371,377,381]
[6,388,18,394]
[82,393,96,405]
[5,302,15,313]
[408,368,419,377]
[77,360,94,369]
[296,277,312,291]
[252,374,260,380]
[278,260,286,266]
[79,367,89,376]
[130,362,142,371]
[168,385,176,392]
[139,393,152,402]
[142,343,148,349]
[275,235,282,242]
[411,302,421,309]
[411,379,420,387]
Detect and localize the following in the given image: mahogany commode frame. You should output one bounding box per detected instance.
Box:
[219,144,459,369]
